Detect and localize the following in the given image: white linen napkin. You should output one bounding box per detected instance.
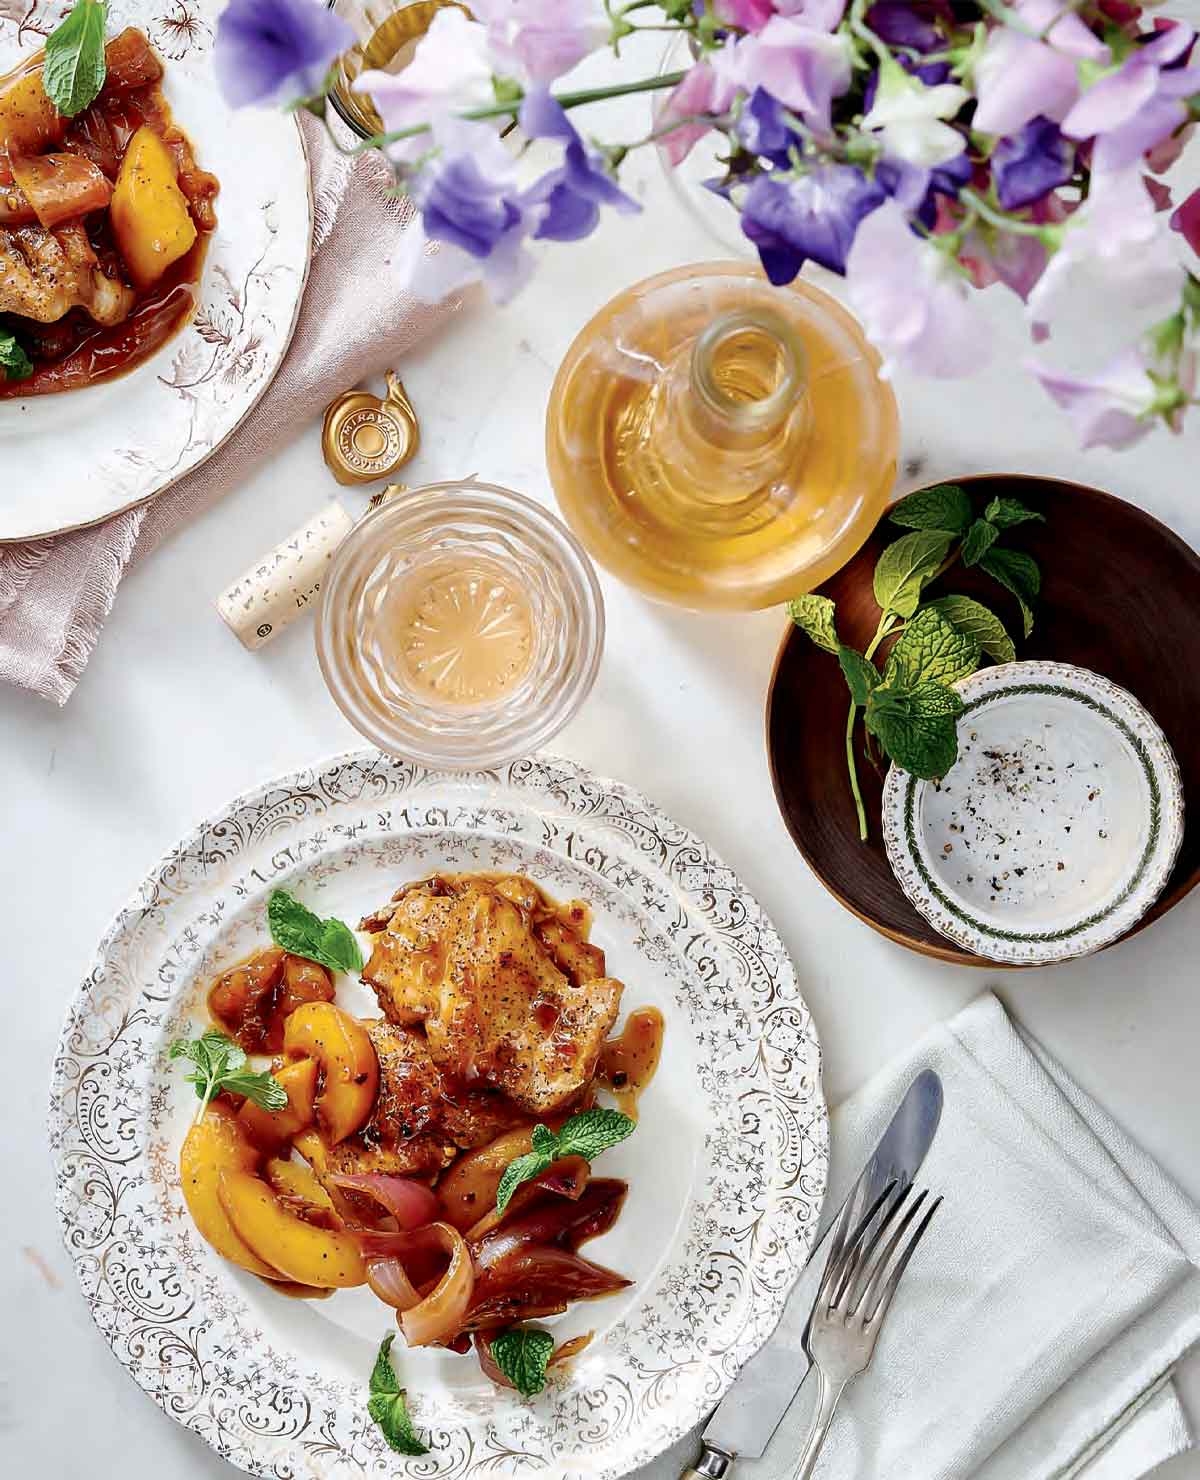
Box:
[646,992,1200,1480]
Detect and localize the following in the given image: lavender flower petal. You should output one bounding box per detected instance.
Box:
[740,164,885,280]
[992,117,1074,211]
[214,0,355,108]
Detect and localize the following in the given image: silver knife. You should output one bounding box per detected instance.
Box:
[681,1069,944,1480]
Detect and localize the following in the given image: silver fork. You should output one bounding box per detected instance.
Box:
[789,1178,943,1480]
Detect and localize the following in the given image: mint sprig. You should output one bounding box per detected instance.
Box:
[495,1108,634,1214]
[489,1327,555,1397]
[267,888,364,975]
[43,0,108,117]
[787,485,1043,840]
[367,1333,429,1456]
[168,1027,287,1114]
[0,331,32,382]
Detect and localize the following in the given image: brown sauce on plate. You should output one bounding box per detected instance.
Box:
[598,1006,664,1119]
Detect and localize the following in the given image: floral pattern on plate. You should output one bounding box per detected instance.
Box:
[50,751,828,1480]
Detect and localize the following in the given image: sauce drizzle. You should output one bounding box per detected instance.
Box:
[598,1006,664,1120]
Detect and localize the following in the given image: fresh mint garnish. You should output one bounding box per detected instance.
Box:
[43,0,108,117]
[888,483,972,535]
[495,1107,635,1214]
[786,593,839,654]
[489,1327,555,1397]
[168,1027,287,1113]
[267,888,363,975]
[0,331,32,382]
[367,1333,429,1456]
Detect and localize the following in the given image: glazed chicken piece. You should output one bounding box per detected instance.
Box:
[321,1019,526,1184]
[0,222,134,324]
[361,877,623,1114]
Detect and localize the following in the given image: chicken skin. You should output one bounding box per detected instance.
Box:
[361,876,623,1115]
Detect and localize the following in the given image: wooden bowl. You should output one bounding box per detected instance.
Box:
[766,475,1200,966]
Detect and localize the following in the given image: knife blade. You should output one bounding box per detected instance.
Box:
[682,1069,943,1479]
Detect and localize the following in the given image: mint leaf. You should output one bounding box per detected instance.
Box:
[979,548,1040,638]
[923,595,1016,664]
[837,646,879,706]
[787,594,839,654]
[557,1108,635,1161]
[0,330,32,382]
[961,518,999,567]
[888,484,972,534]
[495,1149,553,1214]
[495,1109,635,1213]
[866,684,963,779]
[368,1333,429,1456]
[168,1027,286,1112]
[983,496,1044,530]
[267,888,363,974]
[43,0,108,117]
[490,1328,555,1397]
[883,607,978,690]
[873,531,952,619]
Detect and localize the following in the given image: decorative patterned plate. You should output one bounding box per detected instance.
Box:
[0,0,311,542]
[49,751,828,1480]
[881,661,1185,965]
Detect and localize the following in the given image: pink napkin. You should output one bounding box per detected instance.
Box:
[0,116,466,705]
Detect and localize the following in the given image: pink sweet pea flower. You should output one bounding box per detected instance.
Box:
[1029,346,1164,449]
[716,0,845,29]
[1171,185,1200,255]
[654,60,737,166]
[845,200,986,378]
[959,230,1048,301]
[1027,167,1183,334]
[973,0,1110,137]
[469,0,608,85]
[712,13,852,130]
[357,9,494,161]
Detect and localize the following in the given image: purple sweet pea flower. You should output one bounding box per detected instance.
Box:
[715,0,776,29]
[845,199,986,377]
[1172,185,1200,255]
[876,149,970,230]
[470,0,608,85]
[519,90,640,241]
[864,2,940,52]
[992,117,1074,211]
[712,15,852,131]
[213,0,355,108]
[960,228,1048,301]
[973,0,1110,137]
[1062,24,1200,174]
[740,163,885,280]
[736,87,796,165]
[1028,346,1164,449]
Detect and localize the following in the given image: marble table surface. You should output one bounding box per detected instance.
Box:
[4,53,1200,1479]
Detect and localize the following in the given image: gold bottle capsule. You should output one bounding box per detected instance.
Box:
[321,372,421,486]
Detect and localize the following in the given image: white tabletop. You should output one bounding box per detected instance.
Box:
[4,79,1200,1478]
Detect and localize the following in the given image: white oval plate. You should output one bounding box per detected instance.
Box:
[50,751,828,1479]
[881,661,1185,964]
[0,0,311,542]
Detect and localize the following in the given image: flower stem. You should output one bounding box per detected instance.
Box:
[959,188,1055,241]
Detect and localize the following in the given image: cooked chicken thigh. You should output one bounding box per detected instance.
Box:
[0,222,134,324]
[362,876,623,1114]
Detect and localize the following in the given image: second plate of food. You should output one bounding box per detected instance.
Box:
[50,751,827,1479]
[0,0,310,541]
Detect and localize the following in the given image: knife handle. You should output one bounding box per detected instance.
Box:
[680,1442,735,1480]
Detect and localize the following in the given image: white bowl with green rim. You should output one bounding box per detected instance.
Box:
[880,660,1185,964]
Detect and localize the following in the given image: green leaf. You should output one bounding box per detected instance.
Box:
[267,888,364,974]
[873,531,952,619]
[837,646,879,706]
[368,1334,429,1456]
[169,1028,287,1111]
[888,484,973,534]
[866,690,961,780]
[556,1108,636,1161]
[979,548,1040,638]
[43,0,108,117]
[0,331,32,382]
[983,496,1045,530]
[922,595,1016,664]
[495,1109,636,1213]
[787,594,839,654]
[961,518,999,567]
[882,606,979,690]
[490,1328,555,1397]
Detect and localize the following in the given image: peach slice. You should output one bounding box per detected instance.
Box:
[217,1170,366,1288]
[179,1104,281,1281]
[282,1002,378,1144]
[237,1058,318,1150]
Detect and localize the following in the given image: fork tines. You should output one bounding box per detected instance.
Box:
[820,1177,942,1328]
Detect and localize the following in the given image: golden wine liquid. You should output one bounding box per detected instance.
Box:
[546,263,899,610]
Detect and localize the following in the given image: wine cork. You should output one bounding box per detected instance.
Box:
[216,501,356,650]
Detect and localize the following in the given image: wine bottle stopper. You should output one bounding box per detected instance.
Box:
[322,371,420,486]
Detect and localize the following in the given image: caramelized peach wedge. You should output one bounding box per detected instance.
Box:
[283,1002,379,1144]
[179,1104,282,1282]
[238,1057,318,1150]
[217,1170,367,1288]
